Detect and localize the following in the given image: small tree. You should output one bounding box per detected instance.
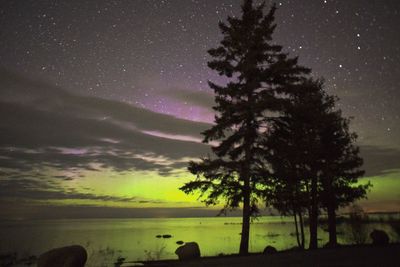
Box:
[346,204,369,245]
[264,101,310,249]
[180,0,309,255]
[319,110,370,246]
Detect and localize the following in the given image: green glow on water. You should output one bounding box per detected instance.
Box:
[1,216,398,265]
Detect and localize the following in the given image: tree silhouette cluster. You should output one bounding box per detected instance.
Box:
[180,0,370,253]
[264,79,370,249]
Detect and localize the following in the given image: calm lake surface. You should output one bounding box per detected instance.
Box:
[0,216,397,266]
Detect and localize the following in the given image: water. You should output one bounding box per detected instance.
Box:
[0,216,397,266]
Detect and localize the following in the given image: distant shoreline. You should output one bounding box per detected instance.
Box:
[1,211,399,222]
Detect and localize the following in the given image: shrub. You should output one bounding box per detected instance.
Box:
[346,205,369,245]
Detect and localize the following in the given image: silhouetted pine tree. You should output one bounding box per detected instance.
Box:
[264,105,309,249]
[180,0,309,255]
[265,79,325,249]
[266,78,369,249]
[319,108,369,246]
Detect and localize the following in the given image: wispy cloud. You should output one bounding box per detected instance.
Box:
[360,145,400,177]
[0,69,212,176]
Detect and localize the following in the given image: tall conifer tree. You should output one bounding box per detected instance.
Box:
[180,0,309,254]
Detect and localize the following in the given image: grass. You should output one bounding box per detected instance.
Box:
[143,244,167,261]
[85,242,125,267]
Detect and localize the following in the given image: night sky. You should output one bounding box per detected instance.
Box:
[0,0,399,219]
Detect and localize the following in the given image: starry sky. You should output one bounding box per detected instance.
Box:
[0,0,399,219]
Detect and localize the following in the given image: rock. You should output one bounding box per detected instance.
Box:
[162,234,172,238]
[156,235,162,238]
[263,245,277,254]
[176,240,184,245]
[175,242,201,260]
[37,245,87,267]
[370,229,389,245]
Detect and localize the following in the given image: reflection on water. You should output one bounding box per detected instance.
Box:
[0,215,398,265]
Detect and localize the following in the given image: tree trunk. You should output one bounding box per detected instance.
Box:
[239,103,254,255]
[293,211,301,248]
[239,176,251,255]
[327,201,337,246]
[309,175,318,249]
[299,211,305,249]
[324,177,338,246]
[294,183,304,249]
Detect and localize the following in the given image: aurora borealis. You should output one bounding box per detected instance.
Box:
[0,0,399,219]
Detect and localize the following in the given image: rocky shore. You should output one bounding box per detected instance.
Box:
[139,243,400,267]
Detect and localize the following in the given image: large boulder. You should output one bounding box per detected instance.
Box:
[37,245,87,267]
[370,229,389,245]
[263,245,277,254]
[175,242,201,260]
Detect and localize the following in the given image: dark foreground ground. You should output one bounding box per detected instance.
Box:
[137,244,400,267]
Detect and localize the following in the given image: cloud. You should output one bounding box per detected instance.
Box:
[1,69,398,211]
[0,68,212,177]
[360,145,400,177]
[162,88,215,109]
